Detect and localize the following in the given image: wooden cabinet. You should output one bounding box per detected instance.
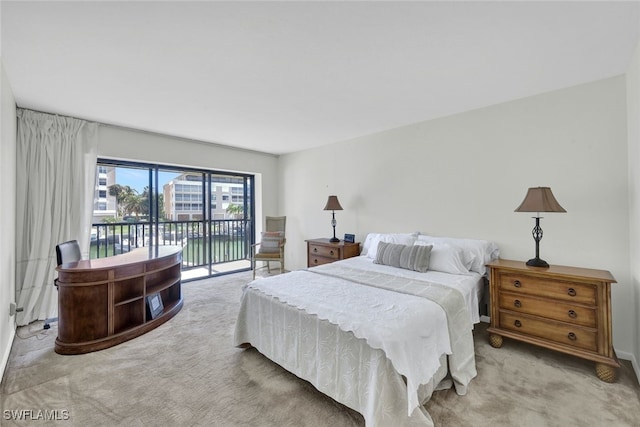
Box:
[55,246,183,355]
[486,259,619,382]
[306,238,360,267]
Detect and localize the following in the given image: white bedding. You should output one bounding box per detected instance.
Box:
[234,256,481,427]
[339,256,484,325]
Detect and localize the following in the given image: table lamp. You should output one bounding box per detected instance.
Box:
[514,186,566,268]
[323,195,343,243]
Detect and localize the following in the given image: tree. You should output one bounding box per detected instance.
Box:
[139,186,165,220]
[123,194,145,221]
[226,203,244,219]
[108,184,136,218]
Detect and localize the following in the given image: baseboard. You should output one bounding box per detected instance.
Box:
[480,315,490,323]
[0,327,16,383]
[615,349,640,384]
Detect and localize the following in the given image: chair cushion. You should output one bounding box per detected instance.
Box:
[258,231,284,254]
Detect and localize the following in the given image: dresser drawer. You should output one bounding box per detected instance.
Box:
[499,311,597,352]
[308,255,335,267]
[308,244,340,260]
[499,292,597,327]
[498,273,596,305]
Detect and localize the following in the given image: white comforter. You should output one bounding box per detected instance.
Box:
[234,257,479,426]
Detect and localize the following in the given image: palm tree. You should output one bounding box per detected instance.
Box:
[226,203,244,219]
[108,184,136,218]
[123,193,145,221]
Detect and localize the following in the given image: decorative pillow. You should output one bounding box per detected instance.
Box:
[417,234,499,274]
[364,233,418,260]
[374,242,432,273]
[258,231,284,254]
[414,241,469,275]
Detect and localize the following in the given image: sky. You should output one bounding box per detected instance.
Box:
[115,167,181,193]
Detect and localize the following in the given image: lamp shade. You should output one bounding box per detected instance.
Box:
[323,195,343,211]
[514,187,566,213]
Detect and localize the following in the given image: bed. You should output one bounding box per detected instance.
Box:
[234,233,499,426]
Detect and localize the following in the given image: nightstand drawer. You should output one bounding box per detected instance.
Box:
[500,311,597,352]
[306,238,360,268]
[498,273,596,305]
[308,244,340,260]
[308,255,335,267]
[499,292,597,327]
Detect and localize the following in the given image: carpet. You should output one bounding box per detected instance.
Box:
[2,270,639,426]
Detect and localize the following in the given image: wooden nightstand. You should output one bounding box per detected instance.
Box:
[486,259,619,382]
[306,238,360,267]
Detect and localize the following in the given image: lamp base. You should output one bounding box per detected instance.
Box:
[526,257,549,268]
[329,237,340,243]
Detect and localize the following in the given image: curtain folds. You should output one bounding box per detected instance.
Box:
[15,109,98,326]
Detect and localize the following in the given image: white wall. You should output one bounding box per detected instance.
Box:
[97,125,280,232]
[280,76,635,358]
[627,40,640,376]
[0,58,17,380]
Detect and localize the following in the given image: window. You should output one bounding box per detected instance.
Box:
[92,159,254,282]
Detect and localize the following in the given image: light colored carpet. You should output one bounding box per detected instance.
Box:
[2,270,639,426]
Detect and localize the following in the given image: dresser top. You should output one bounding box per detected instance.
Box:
[306,238,359,247]
[486,259,616,284]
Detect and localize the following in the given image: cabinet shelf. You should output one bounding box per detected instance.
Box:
[114,295,144,307]
[146,276,180,296]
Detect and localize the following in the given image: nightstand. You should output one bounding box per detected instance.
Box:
[306,238,360,267]
[486,259,619,382]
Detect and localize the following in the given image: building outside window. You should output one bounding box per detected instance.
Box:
[92,166,117,223]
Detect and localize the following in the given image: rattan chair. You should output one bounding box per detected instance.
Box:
[252,216,286,279]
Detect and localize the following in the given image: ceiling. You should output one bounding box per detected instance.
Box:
[2,1,639,155]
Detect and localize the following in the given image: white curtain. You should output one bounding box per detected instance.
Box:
[15,109,98,326]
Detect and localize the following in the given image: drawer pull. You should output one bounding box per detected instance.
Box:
[330,250,334,256]
[313,248,318,253]
[567,288,577,297]
[513,280,522,288]
[568,310,577,319]
[514,299,522,308]
[568,332,577,341]
[514,320,522,328]
[313,259,319,264]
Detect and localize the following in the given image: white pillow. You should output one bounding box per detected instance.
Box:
[417,234,499,274]
[414,241,470,275]
[364,233,418,260]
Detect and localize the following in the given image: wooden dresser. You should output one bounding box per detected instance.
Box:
[486,259,619,382]
[306,238,360,267]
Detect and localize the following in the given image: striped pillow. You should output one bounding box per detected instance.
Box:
[259,231,284,254]
[374,241,432,273]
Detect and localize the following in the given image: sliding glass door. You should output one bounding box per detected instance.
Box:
[92,159,254,281]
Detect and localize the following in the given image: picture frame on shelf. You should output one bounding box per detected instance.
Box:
[146,293,164,320]
[344,233,355,243]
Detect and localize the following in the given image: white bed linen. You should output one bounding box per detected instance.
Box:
[234,257,480,426]
[338,256,484,325]
[235,288,449,426]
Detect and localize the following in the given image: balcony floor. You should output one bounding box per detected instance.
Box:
[181,259,251,281]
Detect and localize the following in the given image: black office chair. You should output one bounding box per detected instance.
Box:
[44,240,82,330]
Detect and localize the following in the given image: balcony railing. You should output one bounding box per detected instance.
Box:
[91,219,252,270]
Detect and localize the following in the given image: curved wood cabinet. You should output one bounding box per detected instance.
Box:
[55,246,183,355]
